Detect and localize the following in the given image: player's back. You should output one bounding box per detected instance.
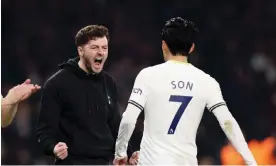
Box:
[139,60,212,165]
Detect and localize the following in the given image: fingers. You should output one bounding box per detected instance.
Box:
[57,142,68,148]
[21,79,41,92]
[54,142,68,160]
[129,151,139,165]
[16,82,41,93]
[34,84,41,89]
[133,151,139,158]
[57,148,67,156]
[19,83,41,101]
[129,158,138,165]
[18,85,35,101]
[58,149,68,160]
[131,151,139,160]
[22,79,31,85]
[5,81,41,103]
[59,153,68,160]
[56,146,67,154]
[57,151,68,160]
[31,85,41,93]
[113,159,119,166]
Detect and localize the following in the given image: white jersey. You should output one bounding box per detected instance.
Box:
[128,60,226,165]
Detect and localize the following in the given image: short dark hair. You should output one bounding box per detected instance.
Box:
[161,17,199,55]
[75,25,109,47]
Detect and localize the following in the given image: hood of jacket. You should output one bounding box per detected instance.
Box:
[58,57,104,79]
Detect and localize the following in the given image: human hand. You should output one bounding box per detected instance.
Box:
[4,79,41,104]
[53,142,68,160]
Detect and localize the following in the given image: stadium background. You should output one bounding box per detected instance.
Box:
[1,0,276,164]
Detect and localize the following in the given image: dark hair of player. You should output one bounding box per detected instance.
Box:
[75,25,110,47]
[161,17,199,56]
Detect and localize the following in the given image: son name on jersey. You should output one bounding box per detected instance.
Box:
[171,80,193,91]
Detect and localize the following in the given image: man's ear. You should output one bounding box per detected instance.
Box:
[189,43,195,54]
[162,40,169,53]
[77,46,83,57]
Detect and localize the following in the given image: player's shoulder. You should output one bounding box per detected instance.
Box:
[188,64,206,76]
[201,72,220,89]
[202,71,219,85]
[47,69,67,82]
[190,65,218,83]
[136,66,154,79]
[44,69,68,88]
[136,63,168,78]
[41,69,67,92]
[142,62,169,73]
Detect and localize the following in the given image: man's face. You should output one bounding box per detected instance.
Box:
[79,37,108,73]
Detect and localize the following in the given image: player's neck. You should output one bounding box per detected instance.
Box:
[167,55,188,63]
[78,59,89,73]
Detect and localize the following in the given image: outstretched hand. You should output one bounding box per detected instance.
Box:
[4,79,41,104]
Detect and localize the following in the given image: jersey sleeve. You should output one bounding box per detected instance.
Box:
[206,78,226,112]
[114,69,150,159]
[128,68,150,111]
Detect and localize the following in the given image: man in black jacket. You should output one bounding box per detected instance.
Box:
[37,25,138,165]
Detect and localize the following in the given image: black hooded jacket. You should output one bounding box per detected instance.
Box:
[36,58,128,164]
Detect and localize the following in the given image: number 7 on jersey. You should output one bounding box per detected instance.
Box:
[168,95,193,135]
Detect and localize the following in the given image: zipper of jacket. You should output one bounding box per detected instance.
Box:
[103,76,112,106]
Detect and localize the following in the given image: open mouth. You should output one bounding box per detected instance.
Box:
[94,58,103,68]
[94,59,103,64]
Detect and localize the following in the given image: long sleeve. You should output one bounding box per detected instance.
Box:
[114,104,141,159]
[107,81,135,157]
[36,78,62,156]
[213,106,257,165]
[206,78,256,165]
[115,69,149,159]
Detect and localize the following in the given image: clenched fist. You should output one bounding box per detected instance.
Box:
[54,142,68,160]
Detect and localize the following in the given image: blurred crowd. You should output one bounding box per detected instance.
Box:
[1,0,276,164]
